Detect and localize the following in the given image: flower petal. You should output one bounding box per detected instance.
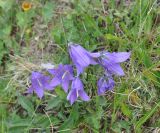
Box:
[67,77,88,105]
[79,90,90,101]
[32,80,44,98]
[64,65,74,76]
[97,78,105,95]
[67,90,78,105]
[48,69,57,75]
[72,77,83,90]
[31,71,42,79]
[49,77,60,87]
[34,86,44,99]
[27,86,34,94]
[40,76,50,88]
[62,76,70,92]
[104,52,131,63]
[69,44,99,75]
[97,77,115,95]
[76,64,85,76]
[87,52,101,64]
[70,45,90,67]
[107,63,125,76]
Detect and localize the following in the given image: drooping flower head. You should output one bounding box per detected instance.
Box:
[98,52,131,76]
[22,1,32,11]
[67,77,90,105]
[97,72,115,95]
[68,42,100,76]
[97,51,130,95]
[28,71,50,99]
[48,64,74,92]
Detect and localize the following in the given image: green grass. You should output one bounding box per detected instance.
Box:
[0,0,160,132]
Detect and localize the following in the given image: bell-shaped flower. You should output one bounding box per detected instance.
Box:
[68,42,100,76]
[67,77,90,105]
[47,64,74,92]
[27,71,50,99]
[97,74,115,95]
[98,52,131,76]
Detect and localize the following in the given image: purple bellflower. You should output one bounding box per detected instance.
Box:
[97,52,130,95]
[97,72,115,95]
[98,52,131,76]
[28,71,50,99]
[68,42,100,76]
[47,64,74,92]
[67,77,90,105]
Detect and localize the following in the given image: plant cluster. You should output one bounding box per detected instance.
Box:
[28,42,130,104]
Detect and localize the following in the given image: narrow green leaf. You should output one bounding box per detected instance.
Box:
[55,87,66,99]
[105,34,124,42]
[34,115,60,128]
[59,104,79,130]
[135,101,160,132]
[121,103,132,118]
[0,0,14,11]
[18,96,34,115]
[46,96,62,110]
[42,2,55,22]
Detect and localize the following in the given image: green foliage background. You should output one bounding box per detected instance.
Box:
[0,0,160,132]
